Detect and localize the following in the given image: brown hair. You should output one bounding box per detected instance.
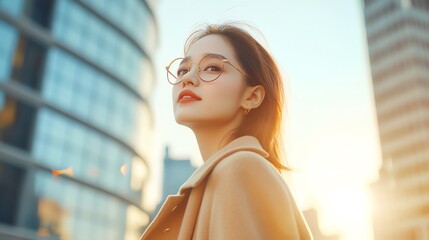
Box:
[185,24,289,171]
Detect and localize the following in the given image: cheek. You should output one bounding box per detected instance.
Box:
[172,85,180,105]
[205,81,244,111]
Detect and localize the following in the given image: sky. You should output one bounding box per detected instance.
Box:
[146,1,382,240]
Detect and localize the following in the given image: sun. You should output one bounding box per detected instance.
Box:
[301,132,377,240]
[322,187,372,237]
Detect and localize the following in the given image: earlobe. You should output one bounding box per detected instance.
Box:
[242,85,265,110]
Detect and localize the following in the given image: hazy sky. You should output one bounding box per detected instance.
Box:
[148,1,381,239]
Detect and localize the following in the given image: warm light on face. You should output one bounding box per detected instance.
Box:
[172,34,248,128]
[51,168,74,176]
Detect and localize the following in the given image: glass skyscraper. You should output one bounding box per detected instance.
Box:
[363,0,429,239]
[0,0,157,239]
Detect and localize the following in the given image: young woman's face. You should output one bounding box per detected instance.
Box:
[172,34,248,128]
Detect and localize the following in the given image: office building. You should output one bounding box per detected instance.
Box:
[0,0,157,239]
[150,146,196,220]
[363,0,429,239]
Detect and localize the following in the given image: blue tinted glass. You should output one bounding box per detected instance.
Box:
[42,47,141,143]
[52,0,146,90]
[31,108,143,198]
[0,21,18,80]
[0,0,24,15]
[80,0,153,51]
[33,170,134,239]
[0,90,4,109]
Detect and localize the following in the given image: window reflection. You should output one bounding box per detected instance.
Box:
[0,95,36,151]
[37,198,68,239]
[0,0,25,16]
[25,0,55,28]
[11,36,47,91]
[41,48,144,144]
[80,0,156,52]
[31,107,147,198]
[0,21,19,80]
[51,0,150,91]
[0,162,25,225]
[1,0,154,238]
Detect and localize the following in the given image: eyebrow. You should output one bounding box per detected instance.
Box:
[181,53,227,64]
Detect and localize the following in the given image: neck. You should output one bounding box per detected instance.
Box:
[191,118,242,161]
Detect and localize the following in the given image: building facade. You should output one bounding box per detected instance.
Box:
[363,0,429,239]
[0,0,157,239]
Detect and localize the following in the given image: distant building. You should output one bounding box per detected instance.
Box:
[363,0,429,239]
[0,1,157,239]
[151,146,197,220]
[303,208,339,240]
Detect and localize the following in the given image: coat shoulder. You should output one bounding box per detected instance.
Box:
[210,150,286,187]
[215,150,279,172]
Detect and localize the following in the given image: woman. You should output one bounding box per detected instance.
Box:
[141,24,312,240]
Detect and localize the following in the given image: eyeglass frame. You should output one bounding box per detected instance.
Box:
[165,54,247,85]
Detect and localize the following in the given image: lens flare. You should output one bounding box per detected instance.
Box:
[120,163,128,176]
[51,167,74,176]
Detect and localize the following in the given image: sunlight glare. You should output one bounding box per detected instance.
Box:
[51,167,74,176]
[121,163,128,176]
[323,187,373,240]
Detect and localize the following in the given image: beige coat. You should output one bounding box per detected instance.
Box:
[140,136,312,240]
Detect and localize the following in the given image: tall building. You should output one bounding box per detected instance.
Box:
[151,146,196,220]
[363,0,429,239]
[0,0,157,239]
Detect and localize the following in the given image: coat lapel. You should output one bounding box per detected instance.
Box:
[141,194,187,239]
[141,136,269,240]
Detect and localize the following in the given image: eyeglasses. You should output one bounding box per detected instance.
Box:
[166,54,247,85]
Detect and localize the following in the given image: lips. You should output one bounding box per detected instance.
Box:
[178,90,202,103]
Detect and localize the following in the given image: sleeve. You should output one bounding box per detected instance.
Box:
[206,153,305,240]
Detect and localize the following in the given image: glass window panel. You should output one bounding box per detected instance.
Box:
[0,21,18,80]
[0,58,8,80]
[0,90,5,110]
[11,36,48,90]
[0,94,37,151]
[57,84,73,109]
[72,91,91,118]
[0,0,25,15]
[51,0,149,89]
[42,72,56,100]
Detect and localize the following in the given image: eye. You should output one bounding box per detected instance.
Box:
[177,67,189,77]
[204,65,221,73]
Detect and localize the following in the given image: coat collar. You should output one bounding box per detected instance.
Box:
[179,135,269,194]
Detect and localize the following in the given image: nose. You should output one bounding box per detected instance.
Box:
[181,67,200,86]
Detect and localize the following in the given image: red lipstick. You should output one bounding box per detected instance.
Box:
[178,90,202,103]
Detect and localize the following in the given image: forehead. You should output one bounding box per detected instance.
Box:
[185,34,237,61]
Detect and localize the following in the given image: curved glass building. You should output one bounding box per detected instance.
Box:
[0,0,157,239]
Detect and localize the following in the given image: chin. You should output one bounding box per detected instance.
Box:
[174,114,214,128]
[174,114,199,126]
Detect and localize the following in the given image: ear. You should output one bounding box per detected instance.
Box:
[241,85,265,110]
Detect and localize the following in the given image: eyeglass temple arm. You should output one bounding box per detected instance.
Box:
[222,59,247,77]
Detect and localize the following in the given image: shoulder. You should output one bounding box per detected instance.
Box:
[209,150,288,192]
[214,151,279,176]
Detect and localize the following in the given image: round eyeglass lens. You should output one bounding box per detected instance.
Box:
[167,58,185,84]
[198,55,224,82]
[166,55,225,84]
